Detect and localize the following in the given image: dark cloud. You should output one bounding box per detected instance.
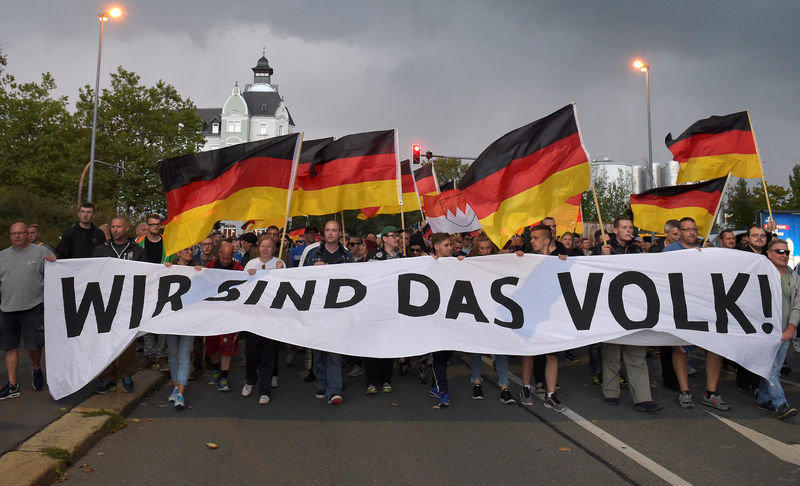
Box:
[2,0,798,182]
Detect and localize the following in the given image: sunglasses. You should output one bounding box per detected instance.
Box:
[347,242,362,247]
[772,249,791,255]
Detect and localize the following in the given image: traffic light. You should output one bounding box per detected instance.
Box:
[412,144,421,164]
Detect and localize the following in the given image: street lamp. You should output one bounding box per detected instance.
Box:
[87,6,123,204]
[632,59,654,189]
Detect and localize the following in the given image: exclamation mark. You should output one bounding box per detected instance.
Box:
[758,274,773,334]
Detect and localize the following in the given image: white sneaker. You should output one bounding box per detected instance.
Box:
[241,383,254,397]
[258,394,270,405]
[348,365,365,377]
[271,376,279,388]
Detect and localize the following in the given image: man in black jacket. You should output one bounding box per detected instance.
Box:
[56,203,107,259]
[92,216,146,394]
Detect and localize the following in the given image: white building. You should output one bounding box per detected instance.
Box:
[197,51,297,152]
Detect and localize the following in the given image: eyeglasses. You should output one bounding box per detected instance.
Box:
[679,227,698,232]
[385,234,400,238]
[750,234,766,239]
[147,223,160,227]
[347,242,362,247]
[771,249,790,255]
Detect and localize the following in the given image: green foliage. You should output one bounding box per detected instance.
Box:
[431,157,468,186]
[581,168,633,224]
[726,175,798,228]
[0,186,82,248]
[81,409,127,432]
[74,67,205,217]
[40,447,73,463]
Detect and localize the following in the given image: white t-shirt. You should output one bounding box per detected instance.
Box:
[244,256,279,272]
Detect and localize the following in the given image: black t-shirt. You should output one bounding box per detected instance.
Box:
[143,238,163,264]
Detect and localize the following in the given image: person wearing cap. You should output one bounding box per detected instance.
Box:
[363,225,404,395]
[235,232,257,266]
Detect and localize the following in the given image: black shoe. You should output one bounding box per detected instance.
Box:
[500,388,516,405]
[776,403,798,420]
[736,384,758,396]
[633,401,663,413]
[0,383,21,400]
[122,377,135,393]
[757,401,776,413]
[604,396,619,406]
[472,383,484,400]
[32,368,44,391]
[96,380,116,394]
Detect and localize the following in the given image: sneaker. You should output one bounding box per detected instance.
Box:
[633,401,663,413]
[702,392,731,411]
[157,357,170,372]
[500,388,516,405]
[723,363,737,375]
[433,391,451,409]
[208,370,220,385]
[757,401,776,413]
[472,383,484,400]
[347,365,365,377]
[174,394,185,410]
[592,374,602,386]
[96,380,116,394]
[678,390,694,409]
[271,376,279,388]
[139,356,156,371]
[32,368,44,391]
[315,389,327,399]
[122,377,135,393]
[428,386,440,398]
[0,383,21,400]
[168,386,179,402]
[366,385,378,395]
[381,382,393,393]
[566,350,580,363]
[217,377,230,392]
[241,384,254,397]
[520,385,534,406]
[775,403,797,420]
[258,394,271,405]
[328,394,343,405]
[544,394,566,412]
[533,382,545,395]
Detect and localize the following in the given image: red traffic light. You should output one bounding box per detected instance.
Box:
[412,144,421,153]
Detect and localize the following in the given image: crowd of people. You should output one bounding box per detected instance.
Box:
[0,203,797,422]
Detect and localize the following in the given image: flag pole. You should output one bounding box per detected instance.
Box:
[572,102,605,244]
[340,210,346,238]
[278,132,304,265]
[393,129,407,256]
[703,173,731,244]
[747,110,773,222]
[591,182,608,244]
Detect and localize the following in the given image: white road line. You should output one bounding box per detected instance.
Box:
[706,411,800,466]
[481,356,692,486]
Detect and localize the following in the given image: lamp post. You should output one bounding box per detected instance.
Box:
[633,59,654,190]
[87,7,122,204]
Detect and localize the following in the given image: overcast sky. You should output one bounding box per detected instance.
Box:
[2,1,799,183]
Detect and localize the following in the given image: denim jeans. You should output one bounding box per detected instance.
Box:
[470,354,509,386]
[758,340,791,408]
[166,335,193,386]
[313,350,343,397]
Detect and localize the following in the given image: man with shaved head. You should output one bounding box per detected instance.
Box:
[0,223,56,399]
[204,241,244,392]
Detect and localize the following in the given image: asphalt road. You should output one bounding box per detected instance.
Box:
[58,346,800,485]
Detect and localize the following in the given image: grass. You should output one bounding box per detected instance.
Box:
[40,447,72,463]
[80,409,127,432]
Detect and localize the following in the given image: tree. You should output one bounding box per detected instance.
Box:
[581,167,633,224]
[430,157,468,187]
[787,164,800,209]
[725,178,757,228]
[74,67,205,217]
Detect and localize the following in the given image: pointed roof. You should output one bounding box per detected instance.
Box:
[253,48,273,76]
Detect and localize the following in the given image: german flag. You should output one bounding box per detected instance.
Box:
[630,177,727,236]
[291,130,400,216]
[158,133,300,256]
[414,163,439,197]
[358,159,421,219]
[666,111,761,184]
[548,194,584,236]
[459,104,591,248]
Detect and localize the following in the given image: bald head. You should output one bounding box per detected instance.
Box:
[218,241,235,267]
[9,222,29,249]
[110,216,130,244]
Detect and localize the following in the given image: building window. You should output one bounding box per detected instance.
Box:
[212,122,219,134]
[259,123,267,135]
[227,120,241,132]
[261,104,269,113]
[278,125,285,136]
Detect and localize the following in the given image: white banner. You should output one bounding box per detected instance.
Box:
[44,249,781,399]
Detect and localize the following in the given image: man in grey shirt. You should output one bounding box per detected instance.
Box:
[0,222,56,400]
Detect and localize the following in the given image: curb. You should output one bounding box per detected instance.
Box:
[0,369,168,486]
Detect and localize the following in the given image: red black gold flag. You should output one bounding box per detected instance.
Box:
[290,130,400,216]
[630,177,727,236]
[159,134,301,256]
[548,194,584,236]
[359,159,421,219]
[665,111,761,184]
[414,163,439,198]
[459,104,591,247]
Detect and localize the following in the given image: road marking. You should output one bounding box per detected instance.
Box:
[481,356,692,486]
[706,411,800,466]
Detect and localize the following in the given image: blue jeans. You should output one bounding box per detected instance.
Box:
[470,354,509,386]
[166,335,193,386]
[313,350,343,397]
[758,340,791,408]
